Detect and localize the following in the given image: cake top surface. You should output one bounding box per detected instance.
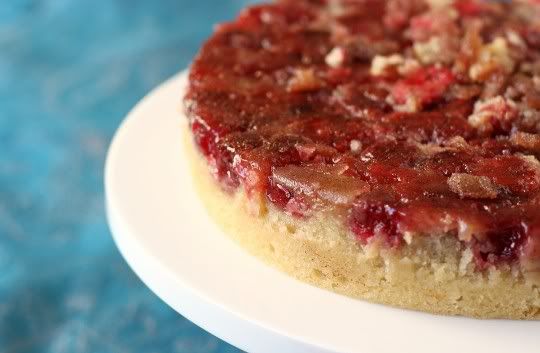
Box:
[185,0,540,268]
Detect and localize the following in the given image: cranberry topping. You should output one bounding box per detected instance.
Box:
[185,0,540,270]
[350,200,402,248]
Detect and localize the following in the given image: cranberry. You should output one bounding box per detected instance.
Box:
[392,67,455,109]
[266,181,292,209]
[473,224,527,269]
[191,120,238,189]
[191,120,215,158]
[349,201,402,247]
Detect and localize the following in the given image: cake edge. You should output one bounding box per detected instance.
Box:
[185,129,540,320]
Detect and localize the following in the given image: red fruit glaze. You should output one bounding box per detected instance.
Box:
[391,67,455,109]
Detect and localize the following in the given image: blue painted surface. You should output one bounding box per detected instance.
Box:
[0,1,258,352]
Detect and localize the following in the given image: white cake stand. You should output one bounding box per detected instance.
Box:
[105,71,539,353]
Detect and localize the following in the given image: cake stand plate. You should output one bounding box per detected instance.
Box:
[105,71,539,353]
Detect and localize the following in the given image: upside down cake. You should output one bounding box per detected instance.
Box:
[184,0,540,319]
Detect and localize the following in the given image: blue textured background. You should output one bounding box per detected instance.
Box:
[0,1,258,352]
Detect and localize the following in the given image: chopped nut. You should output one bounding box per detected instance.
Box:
[295,143,337,161]
[389,94,420,113]
[518,154,540,172]
[520,107,540,131]
[414,36,457,64]
[370,54,404,76]
[414,142,449,155]
[469,37,515,82]
[453,20,483,75]
[397,58,421,75]
[370,54,421,77]
[444,136,470,149]
[448,173,499,199]
[467,96,518,135]
[325,47,345,68]
[287,68,322,93]
[510,131,540,152]
[506,30,527,48]
[349,139,362,153]
[481,72,509,99]
[414,37,443,64]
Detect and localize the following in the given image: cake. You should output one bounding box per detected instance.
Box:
[184,0,540,319]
